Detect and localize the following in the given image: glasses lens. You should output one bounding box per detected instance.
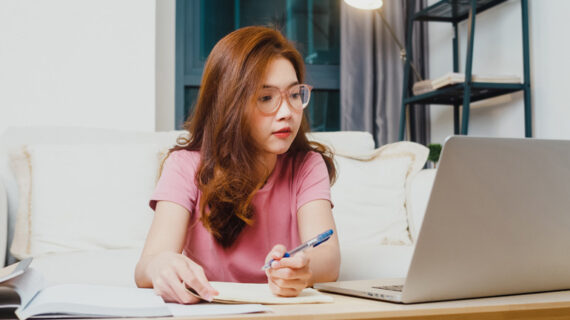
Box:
[288,84,311,109]
[256,84,312,113]
[256,88,281,113]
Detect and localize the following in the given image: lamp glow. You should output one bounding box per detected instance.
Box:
[344,0,383,10]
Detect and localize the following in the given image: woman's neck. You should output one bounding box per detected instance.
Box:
[259,153,277,182]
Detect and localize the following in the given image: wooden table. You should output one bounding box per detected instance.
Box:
[144,290,570,320]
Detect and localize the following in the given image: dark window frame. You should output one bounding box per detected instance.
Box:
[175,0,340,130]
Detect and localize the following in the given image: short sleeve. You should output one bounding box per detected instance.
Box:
[295,152,332,211]
[149,150,200,213]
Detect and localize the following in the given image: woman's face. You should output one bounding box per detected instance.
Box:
[249,57,304,160]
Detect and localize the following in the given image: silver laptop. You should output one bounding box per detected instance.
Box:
[315,136,570,303]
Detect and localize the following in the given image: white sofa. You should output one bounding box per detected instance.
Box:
[0,126,435,287]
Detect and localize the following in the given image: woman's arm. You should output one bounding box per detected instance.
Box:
[264,199,340,296]
[135,200,218,303]
[297,199,340,285]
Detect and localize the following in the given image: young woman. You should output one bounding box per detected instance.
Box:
[135,26,340,304]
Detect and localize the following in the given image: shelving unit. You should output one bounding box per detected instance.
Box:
[399,0,532,140]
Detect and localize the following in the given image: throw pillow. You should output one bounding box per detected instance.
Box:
[9,143,162,259]
[331,141,428,246]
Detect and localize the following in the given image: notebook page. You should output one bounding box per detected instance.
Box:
[18,284,169,319]
[5,268,45,308]
[208,282,334,304]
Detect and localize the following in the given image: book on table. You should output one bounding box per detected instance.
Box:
[0,258,172,319]
[412,72,521,95]
[0,258,272,319]
[1,258,333,319]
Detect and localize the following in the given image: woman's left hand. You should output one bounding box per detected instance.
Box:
[264,244,312,297]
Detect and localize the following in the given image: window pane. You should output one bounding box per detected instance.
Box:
[200,0,340,65]
[201,0,234,62]
[178,0,340,131]
[181,87,200,127]
[305,90,340,131]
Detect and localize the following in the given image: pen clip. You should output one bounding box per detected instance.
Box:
[313,229,333,248]
[313,235,331,247]
[313,230,333,248]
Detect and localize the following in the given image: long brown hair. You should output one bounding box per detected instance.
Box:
[167,26,336,248]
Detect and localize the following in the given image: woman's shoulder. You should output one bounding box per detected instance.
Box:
[163,149,201,172]
[304,150,325,163]
[282,150,326,176]
[168,149,200,161]
[287,150,324,166]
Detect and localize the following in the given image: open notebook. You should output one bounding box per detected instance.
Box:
[1,259,172,319]
[0,259,270,319]
[1,259,330,319]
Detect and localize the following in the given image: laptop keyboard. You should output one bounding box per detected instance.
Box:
[372,285,404,292]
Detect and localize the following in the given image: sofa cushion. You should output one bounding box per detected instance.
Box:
[331,142,429,247]
[2,126,428,282]
[29,249,140,287]
[9,143,161,258]
[0,126,185,263]
[306,131,375,155]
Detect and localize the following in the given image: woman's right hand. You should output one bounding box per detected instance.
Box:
[147,251,219,304]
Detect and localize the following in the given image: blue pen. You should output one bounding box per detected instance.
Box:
[261,229,334,270]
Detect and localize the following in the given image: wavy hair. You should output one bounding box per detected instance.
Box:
[165,26,336,248]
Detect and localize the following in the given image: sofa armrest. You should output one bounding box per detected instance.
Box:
[0,179,7,267]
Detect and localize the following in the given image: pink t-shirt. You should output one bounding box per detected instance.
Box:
[149,150,331,283]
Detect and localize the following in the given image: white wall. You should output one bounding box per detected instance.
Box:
[155,0,176,132]
[0,0,175,135]
[428,0,570,144]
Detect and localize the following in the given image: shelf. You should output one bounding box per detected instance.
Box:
[414,0,508,23]
[403,82,524,105]
[400,0,531,139]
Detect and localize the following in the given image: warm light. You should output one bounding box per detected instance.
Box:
[344,0,383,10]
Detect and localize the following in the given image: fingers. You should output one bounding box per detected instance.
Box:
[265,252,312,297]
[150,253,217,304]
[272,252,309,269]
[267,268,311,297]
[179,259,219,301]
[268,277,303,297]
[153,268,198,304]
[266,244,287,263]
[267,261,312,284]
[164,272,202,304]
[271,276,308,290]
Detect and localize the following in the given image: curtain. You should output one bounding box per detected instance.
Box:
[340,0,430,146]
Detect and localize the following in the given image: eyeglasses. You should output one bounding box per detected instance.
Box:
[256,84,313,114]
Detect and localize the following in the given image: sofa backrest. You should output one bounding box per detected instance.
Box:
[0,127,182,264]
[0,127,381,264]
[1,126,434,283]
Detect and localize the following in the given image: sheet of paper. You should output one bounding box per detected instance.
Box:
[208,282,334,304]
[6,267,46,308]
[0,257,32,284]
[18,284,170,319]
[166,303,271,317]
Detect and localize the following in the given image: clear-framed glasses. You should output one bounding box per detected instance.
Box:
[256,84,313,114]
